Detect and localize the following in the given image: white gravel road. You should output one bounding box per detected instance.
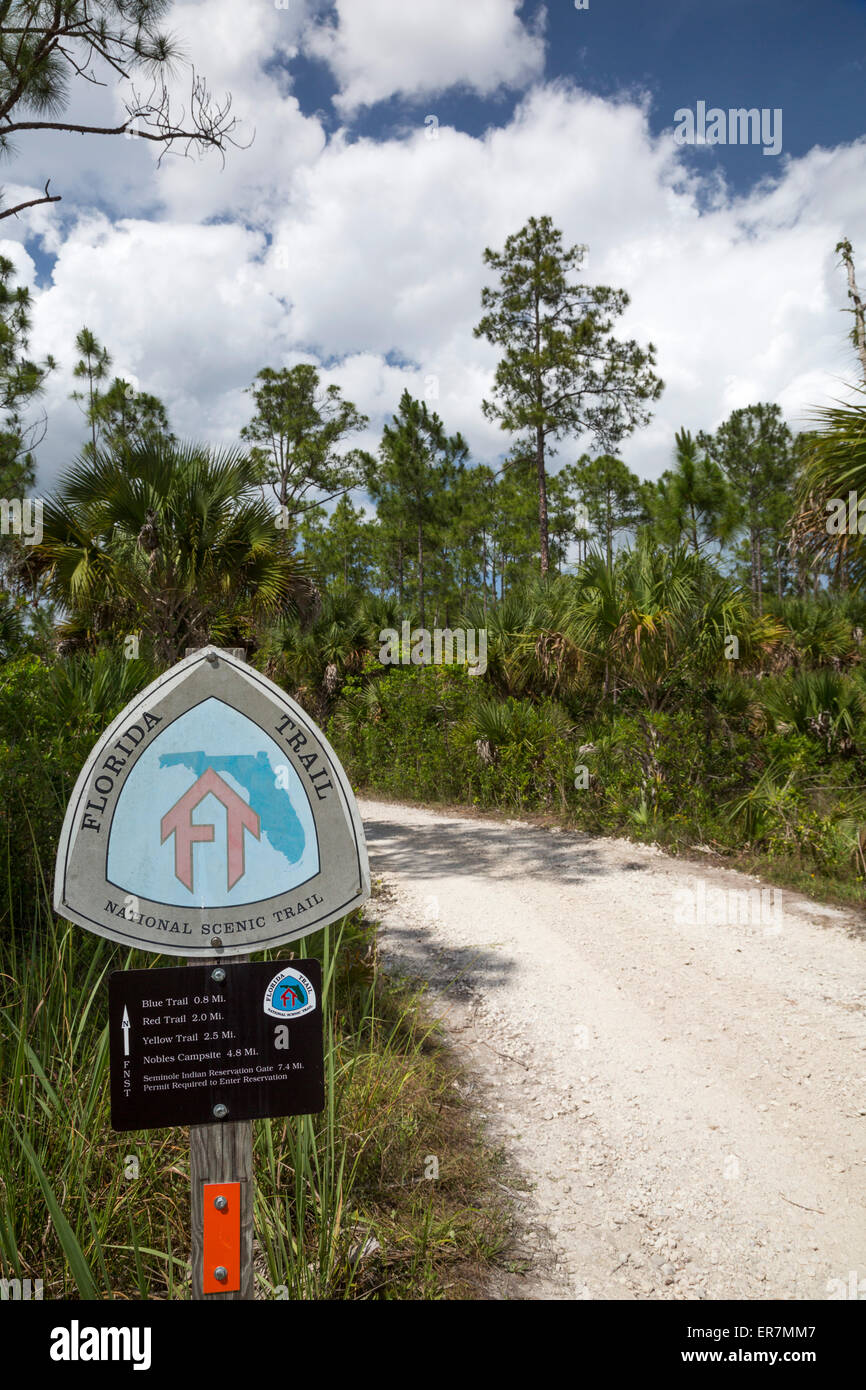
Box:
[359,797,866,1301]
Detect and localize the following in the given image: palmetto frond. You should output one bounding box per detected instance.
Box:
[30,438,313,662]
[791,387,866,582]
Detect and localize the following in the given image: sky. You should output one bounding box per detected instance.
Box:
[3,0,866,491]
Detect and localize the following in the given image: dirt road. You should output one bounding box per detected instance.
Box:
[359,798,866,1300]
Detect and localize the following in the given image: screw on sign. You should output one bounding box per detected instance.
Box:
[54,646,370,1299]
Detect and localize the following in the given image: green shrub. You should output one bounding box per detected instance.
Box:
[0,651,156,934]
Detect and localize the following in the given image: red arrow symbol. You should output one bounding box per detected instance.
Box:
[161,768,261,892]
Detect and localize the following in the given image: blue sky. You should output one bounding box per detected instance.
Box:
[295,0,866,190]
[3,0,865,489]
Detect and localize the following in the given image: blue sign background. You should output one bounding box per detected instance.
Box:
[107,697,320,907]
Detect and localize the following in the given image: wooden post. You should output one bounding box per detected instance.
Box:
[189,954,255,1300]
[186,646,254,1301]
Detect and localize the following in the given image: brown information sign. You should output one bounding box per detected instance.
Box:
[108,961,324,1130]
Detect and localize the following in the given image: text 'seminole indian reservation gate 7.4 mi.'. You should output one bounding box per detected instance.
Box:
[53,646,370,1298]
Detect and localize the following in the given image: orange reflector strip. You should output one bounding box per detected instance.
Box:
[202,1181,241,1293]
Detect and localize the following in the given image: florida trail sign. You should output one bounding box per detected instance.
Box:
[55,645,369,955]
[53,645,371,1300]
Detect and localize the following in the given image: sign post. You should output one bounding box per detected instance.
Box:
[54,645,369,1301]
[188,649,250,1304]
[191,1068,253,1299]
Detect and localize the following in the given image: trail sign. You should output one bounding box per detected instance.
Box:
[54,646,370,957]
[108,961,324,1130]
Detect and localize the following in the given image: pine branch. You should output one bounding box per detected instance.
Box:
[0,177,60,219]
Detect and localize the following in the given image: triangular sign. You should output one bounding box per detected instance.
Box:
[54,647,370,957]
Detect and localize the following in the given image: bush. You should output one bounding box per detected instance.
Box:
[320,657,866,900]
[0,651,156,933]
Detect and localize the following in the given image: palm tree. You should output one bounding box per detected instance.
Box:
[570,540,782,708]
[261,591,382,714]
[30,438,313,664]
[768,596,858,669]
[0,589,25,658]
[565,551,621,698]
[791,388,866,588]
[462,577,582,699]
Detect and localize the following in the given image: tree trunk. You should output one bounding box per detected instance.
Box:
[536,423,550,576]
[482,532,488,607]
[417,520,425,628]
[840,239,866,384]
[751,522,763,615]
[532,265,550,577]
[605,487,614,568]
[89,373,98,458]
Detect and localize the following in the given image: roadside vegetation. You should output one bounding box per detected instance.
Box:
[0,659,510,1298]
[3,215,866,1298]
[288,557,866,909]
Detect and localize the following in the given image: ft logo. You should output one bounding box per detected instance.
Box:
[161,770,260,890]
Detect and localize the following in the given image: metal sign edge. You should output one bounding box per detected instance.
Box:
[53,645,371,956]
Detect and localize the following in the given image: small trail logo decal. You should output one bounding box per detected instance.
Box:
[264,967,316,1019]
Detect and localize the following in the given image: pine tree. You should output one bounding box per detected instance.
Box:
[241,365,368,531]
[95,379,174,454]
[566,453,647,566]
[0,254,54,497]
[365,391,468,626]
[0,0,243,220]
[71,329,112,459]
[644,428,733,556]
[474,215,662,575]
[300,496,375,595]
[699,404,794,613]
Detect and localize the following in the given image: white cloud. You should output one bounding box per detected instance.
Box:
[18,74,866,493]
[302,0,545,113]
[28,215,288,470]
[3,0,325,227]
[0,236,39,291]
[152,0,326,224]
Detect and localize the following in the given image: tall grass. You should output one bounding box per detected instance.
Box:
[0,879,190,1298]
[0,837,507,1299]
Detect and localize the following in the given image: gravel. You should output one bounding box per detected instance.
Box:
[360,797,866,1301]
